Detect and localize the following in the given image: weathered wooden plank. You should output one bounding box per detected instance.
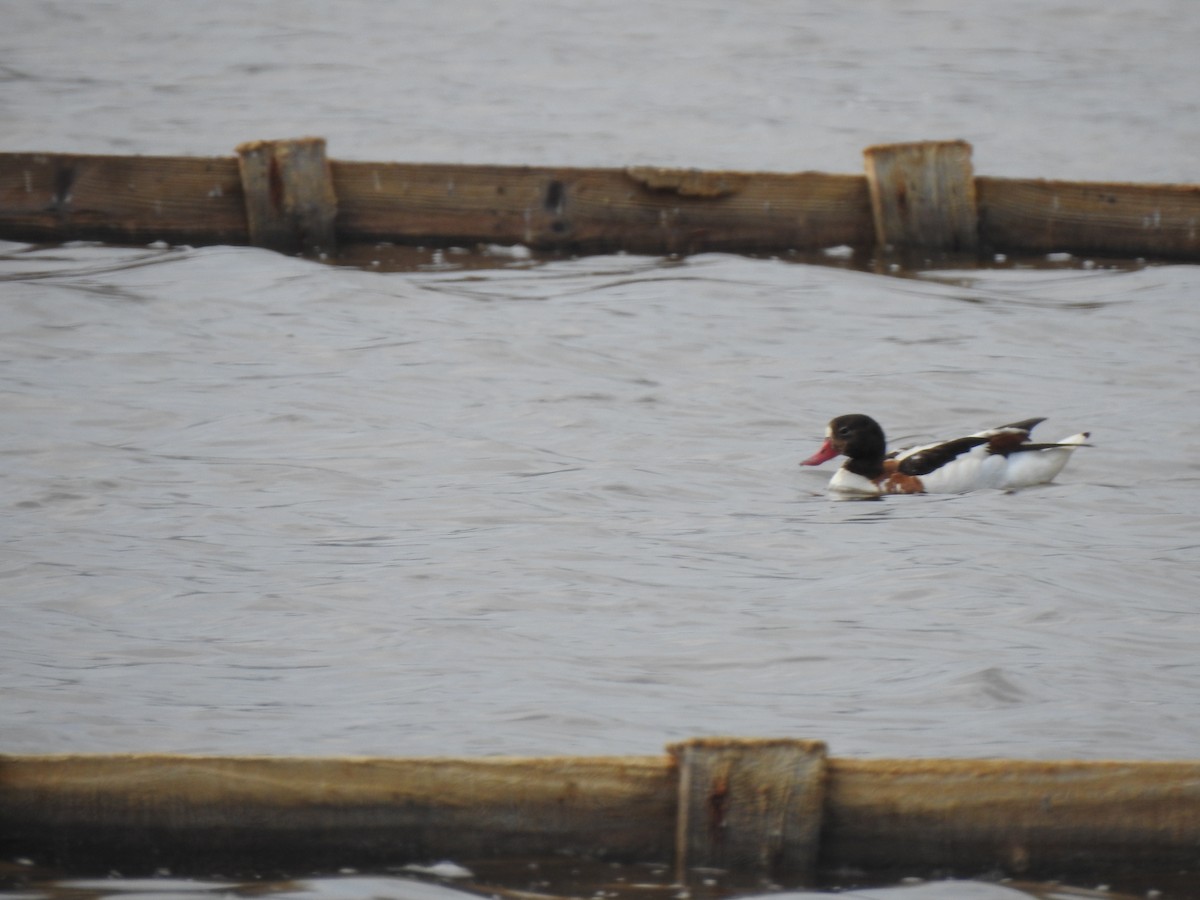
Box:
[0,753,675,875]
[977,176,1200,260]
[4,747,1200,884]
[0,153,246,245]
[823,757,1200,878]
[863,139,979,252]
[0,154,876,255]
[3,148,1200,262]
[237,137,337,255]
[329,161,874,254]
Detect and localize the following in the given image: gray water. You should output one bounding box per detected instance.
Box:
[3,2,1200,898]
[5,0,1199,181]
[5,241,1198,762]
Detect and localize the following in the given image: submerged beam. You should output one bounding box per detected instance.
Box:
[1,141,1199,261]
[3,740,1199,885]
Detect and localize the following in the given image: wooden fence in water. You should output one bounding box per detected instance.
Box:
[2,738,1199,887]
[1,138,1198,262]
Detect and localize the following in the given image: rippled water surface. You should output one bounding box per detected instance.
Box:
[4,0,1199,180]
[3,2,1200,898]
[4,241,1198,762]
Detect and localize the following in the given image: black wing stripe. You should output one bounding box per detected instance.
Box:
[897,436,989,476]
[996,417,1045,433]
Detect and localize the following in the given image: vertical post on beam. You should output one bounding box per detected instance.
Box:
[669,738,827,886]
[863,140,979,253]
[236,137,338,256]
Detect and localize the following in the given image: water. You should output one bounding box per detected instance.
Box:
[3,2,1200,898]
[4,1,1199,181]
[0,868,1086,900]
[4,243,1198,762]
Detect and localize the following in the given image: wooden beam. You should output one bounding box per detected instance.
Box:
[823,756,1200,879]
[328,161,873,255]
[0,753,675,875]
[0,152,245,246]
[977,176,1200,259]
[3,142,1200,261]
[4,745,1200,884]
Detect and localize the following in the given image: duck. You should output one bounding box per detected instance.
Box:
[800,414,1090,495]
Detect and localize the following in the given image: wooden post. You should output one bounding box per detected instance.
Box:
[669,737,827,885]
[236,137,338,255]
[864,139,979,253]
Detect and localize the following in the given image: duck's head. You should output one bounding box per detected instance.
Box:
[800,414,886,466]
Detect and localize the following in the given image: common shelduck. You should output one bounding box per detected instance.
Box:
[801,414,1090,495]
